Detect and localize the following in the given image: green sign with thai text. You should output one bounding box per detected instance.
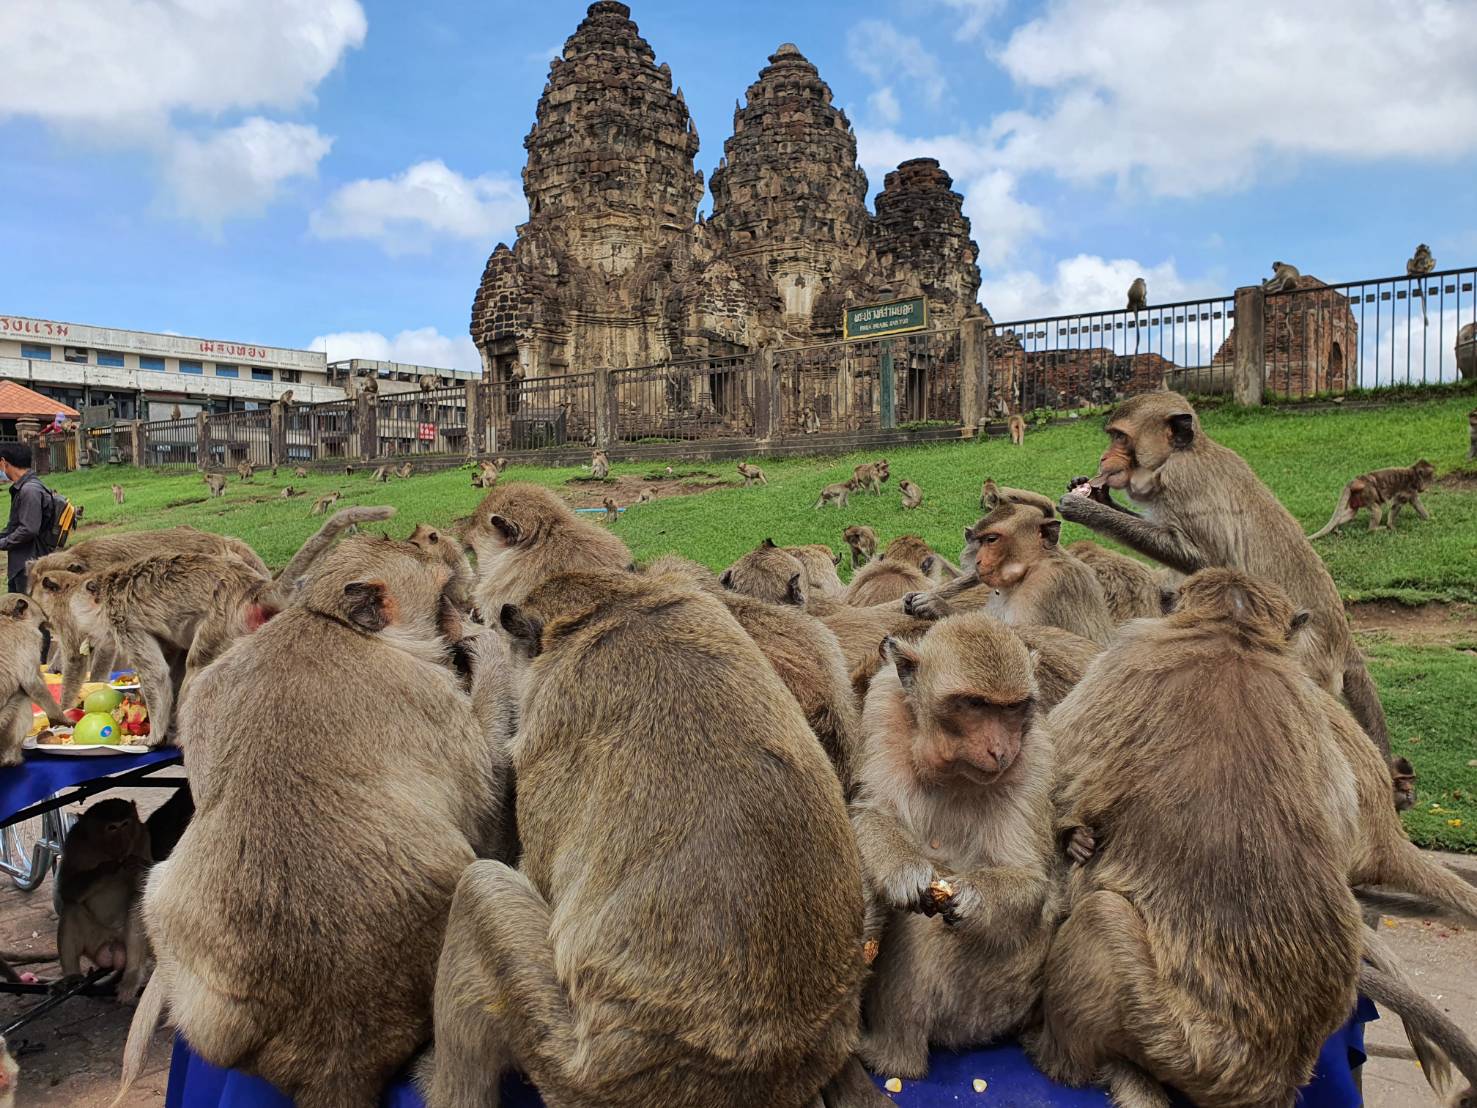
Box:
[844,297,927,340]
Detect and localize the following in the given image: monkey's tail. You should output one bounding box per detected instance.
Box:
[269,505,397,599]
[1341,653,1392,762]
[1360,929,1477,1101]
[1307,486,1353,540]
[113,966,168,1107]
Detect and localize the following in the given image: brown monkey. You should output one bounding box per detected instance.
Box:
[170,404,182,420]
[310,491,340,515]
[1032,570,1366,1107]
[423,569,864,1107]
[1469,407,1477,461]
[278,486,300,499]
[852,459,889,495]
[815,479,854,508]
[802,404,822,434]
[1263,260,1301,292]
[981,477,1055,517]
[844,557,931,608]
[1408,244,1436,324]
[1066,540,1164,623]
[56,799,153,1000]
[602,496,618,524]
[372,464,389,482]
[0,595,64,765]
[899,479,923,509]
[235,461,253,482]
[472,459,502,489]
[293,466,308,479]
[737,461,768,487]
[119,535,507,1108]
[852,613,1057,1078]
[1126,277,1147,311]
[590,449,610,480]
[397,461,414,480]
[720,540,808,607]
[782,543,846,599]
[463,481,631,616]
[0,1034,15,1108]
[278,389,295,407]
[636,488,655,504]
[1055,390,1395,769]
[1008,414,1026,446]
[1308,460,1437,538]
[407,523,475,612]
[844,524,877,569]
[111,484,125,505]
[203,473,226,497]
[345,463,356,477]
[880,534,936,574]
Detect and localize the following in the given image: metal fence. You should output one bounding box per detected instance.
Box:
[609,354,757,443]
[375,386,469,457]
[205,409,271,470]
[287,400,355,462]
[139,417,198,472]
[1267,266,1477,398]
[491,372,596,452]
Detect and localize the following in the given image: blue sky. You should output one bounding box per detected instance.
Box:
[2,0,1474,371]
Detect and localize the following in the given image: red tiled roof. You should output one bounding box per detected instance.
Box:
[0,380,80,420]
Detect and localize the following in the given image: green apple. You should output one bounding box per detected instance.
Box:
[73,712,118,745]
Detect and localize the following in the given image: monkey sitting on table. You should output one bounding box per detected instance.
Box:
[55,799,153,1001]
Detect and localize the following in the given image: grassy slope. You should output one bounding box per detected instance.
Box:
[47,390,1477,848]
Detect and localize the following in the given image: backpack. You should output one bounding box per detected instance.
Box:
[37,484,74,552]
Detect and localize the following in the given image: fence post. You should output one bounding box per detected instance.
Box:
[753,348,776,441]
[195,412,210,472]
[269,403,287,466]
[129,421,146,469]
[593,367,612,448]
[960,319,985,432]
[356,392,377,460]
[1232,286,1266,406]
[879,341,897,430]
[464,380,483,457]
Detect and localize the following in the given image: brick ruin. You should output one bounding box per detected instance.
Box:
[470,1,984,415]
[1212,274,1355,396]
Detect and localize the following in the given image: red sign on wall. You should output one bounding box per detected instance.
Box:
[418,423,436,441]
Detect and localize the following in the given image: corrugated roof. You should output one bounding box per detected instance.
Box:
[0,381,80,420]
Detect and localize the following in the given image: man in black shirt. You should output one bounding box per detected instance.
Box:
[0,443,52,596]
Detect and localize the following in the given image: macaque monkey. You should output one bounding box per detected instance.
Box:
[1308,460,1436,538]
[1263,260,1301,292]
[1066,541,1164,623]
[843,524,877,568]
[271,466,279,478]
[720,540,808,607]
[397,461,414,479]
[235,461,253,482]
[782,543,845,599]
[1126,277,1147,311]
[0,595,64,766]
[1008,414,1026,446]
[602,497,618,524]
[1409,244,1435,325]
[293,466,308,478]
[1056,390,1396,776]
[119,535,507,1108]
[879,535,936,575]
[899,479,922,510]
[170,404,182,421]
[981,477,1055,517]
[423,570,864,1107]
[736,461,767,487]
[1030,570,1369,1107]
[590,449,610,480]
[203,473,226,498]
[815,480,854,508]
[463,482,631,617]
[345,463,356,476]
[310,491,340,516]
[801,404,822,434]
[407,523,475,612]
[0,1034,15,1108]
[636,488,655,503]
[851,459,890,495]
[56,799,153,1000]
[844,558,931,607]
[279,486,300,499]
[852,614,1057,1077]
[472,459,502,489]
[111,484,125,506]
[372,465,389,482]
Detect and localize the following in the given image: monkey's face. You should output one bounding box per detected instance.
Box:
[0,596,34,624]
[1413,461,1436,488]
[1097,404,1195,501]
[971,509,1061,589]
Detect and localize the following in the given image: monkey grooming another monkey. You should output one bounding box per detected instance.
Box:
[737,461,768,487]
[590,449,610,480]
[111,484,125,506]
[720,540,808,607]
[1308,460,1436,539]
[1008,414,1026,447]
[851,459,890,495]
[1031,570,1366,1108]
[119,536,507,1108]
[56,799,153,1001]
[0,596,64,765]
[1056,390,1398,781]
[1126,277,1147,311]
[981,477,1056,517]
[423,570,865,1107]
[844,524,877,568]
[407,523,475,613]
[852,613,1058,1079]
[899,479,922,510]
[202,473,226,498]
[782,543,846,599]
[815,480,855,509]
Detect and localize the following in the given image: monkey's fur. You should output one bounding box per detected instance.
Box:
[808,596,931,677]
[407,523,475,612]
[737,461,767,487]
[462,482,632,617]
[111,484,125,505]
[844,558,931,608]
[235,462,253,482]
[1409,245,1436,324]
[719,540,808,607]
[372,465,389,482]
[602,496,617,524]
[1126,277,1147,311]
[397,462,414,480]
[852,613,1058,1078]
[422,569,864,1107]
[844,525,877,569]
[1066,540,1164,623]
[57,799,152,1000]
[899,479,923,510]
[118,535,507,1108]
[203,473,226,498]
[879,535,937,576]
[310,491,340,516]
[852,459,890,495]
[981,478,1056,517]
[293,466,308,479]
[782,543,845,599]
[590,449,610,480]
[1031,570,1365,1108]
[1308,460,1436,539]
[1008,415,1026,447]
[1263,260,1301,292]
[815,480,855,509]
[1056,390,1396,771]
[0,596,64,766]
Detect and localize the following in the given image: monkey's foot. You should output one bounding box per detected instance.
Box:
[858,1036,929,1081]
[1066,827,1098,866]
[902,592,950,621]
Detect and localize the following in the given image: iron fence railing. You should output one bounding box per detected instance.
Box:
[491,372,596,452]
[139,417,198,473]
[374,386,469,457]
[609,355,757,443]
[205,409,271,470]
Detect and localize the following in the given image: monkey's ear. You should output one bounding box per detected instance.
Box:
[40,576,59,593]
[784,573,805,607]
[921,555,935,575]
[831,550,841,566]
[341,580,392,632]
[489,514,520,543]
[761,537,777,549]
[8,597,25,616]
[718,569,735,590]
[84,579,98,595]
[962,526,974,545]
[882,636,920,690]
[498,604,543,658]
[1290,610,1311,637]
[1167,413,1195,449]
[1158,586,1178,615]
[1038,520,1062,548]
[424,529,441,545]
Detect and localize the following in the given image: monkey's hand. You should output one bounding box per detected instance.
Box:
[1064,826,1098,866]
[930,876,982,927]
[878,863,946,917]
[902,591,952,621]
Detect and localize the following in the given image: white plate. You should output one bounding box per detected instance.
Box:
[107,684,141,693]
[23,737,151,756]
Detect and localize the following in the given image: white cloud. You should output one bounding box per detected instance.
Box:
[165,118,332,229]
[847,20,948,108]
[0,0,366,129]
[931,0,1005,41]
[981,255,1220,324]
[868,88,902,126]
[310,160,525,255]
[309,328,481,373]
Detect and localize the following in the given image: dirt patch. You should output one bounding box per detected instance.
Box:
[1351,600,1477,647]
[1438,471,1477,492]
[561,471,731,508]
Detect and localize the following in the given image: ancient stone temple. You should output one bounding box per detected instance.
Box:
[1212,273,1355,395]
[470,1,983,383]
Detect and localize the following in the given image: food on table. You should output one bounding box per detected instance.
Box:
[36,728,74,745]
[73,712,118,745]
[62,708,85,725]
[84,687,124,715]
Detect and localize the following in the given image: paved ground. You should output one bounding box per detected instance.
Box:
[2,781,1473,1107]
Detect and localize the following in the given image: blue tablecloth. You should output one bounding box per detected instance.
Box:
[0,746,182,825]
[165,997,1375,1107]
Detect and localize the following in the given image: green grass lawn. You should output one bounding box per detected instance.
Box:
[44,389,1477,848]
